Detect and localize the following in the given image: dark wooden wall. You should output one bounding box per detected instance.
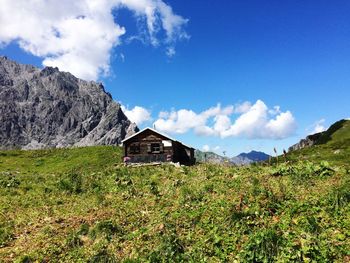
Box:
[123,129,195,165]
[124,129,173,163]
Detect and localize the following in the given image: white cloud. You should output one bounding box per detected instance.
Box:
[166,46,176,57]
[202,104,234,118]
[234,101,252,114]
[309,119,327,135]
[202,145,210,152]
[265,111,296,138]
[154,109,207,134]
[221,100,268,138]
[202,145,220,152]
[121,105,151,125]
[0,0,188,80]
[214,115,231,132]
[154,100,297,139]
[194,125,216,136]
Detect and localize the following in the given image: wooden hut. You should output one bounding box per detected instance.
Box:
[122,127,195,165]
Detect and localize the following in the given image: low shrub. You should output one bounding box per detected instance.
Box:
[88,249,117,263]
[66,231,83,248]
[325,177,350,213]
[148,223,185,262]
[0,220,14,247]
[270,161,335,179]
[57,170,83,194]
[0,172,20,188]
[239,227,284,262]
[115,167,133,188]
[89,220,123,241]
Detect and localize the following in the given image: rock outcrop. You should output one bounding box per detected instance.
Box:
[288,133,323,152]
[0,56,138,150]
[195,150,228,164]
[288,119,348,152]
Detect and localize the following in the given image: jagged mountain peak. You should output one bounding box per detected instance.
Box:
[0,56,138,149]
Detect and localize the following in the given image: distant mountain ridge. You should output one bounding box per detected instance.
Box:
[195,150,227,164]
[0,56,138,149]
[195,150,270,165]
[231,150,270,165]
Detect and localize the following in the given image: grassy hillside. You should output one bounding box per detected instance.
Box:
[0,146,349,262]
[286,119,350,165]
[0,146,122,175]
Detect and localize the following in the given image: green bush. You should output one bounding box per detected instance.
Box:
[88,249,117,263]
[0,172,20,188]
[89,220,123,241]
[0,220,14,247]
[239,227,284,262]
[180,186,204,204]
[66,231,83,248]
[270,161,335,179]
[77,223,90,236]
[115,167,133,188]
[149,181,160,197]
[326,177,350,213]
[57,170,83,194]
[148,223,185,262]
[17,255,33,263]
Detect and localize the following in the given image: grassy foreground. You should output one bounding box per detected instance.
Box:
[0,146,349,262]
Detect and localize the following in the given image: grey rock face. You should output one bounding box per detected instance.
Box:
[288,133,322,152]
[0,56,138,149]
[194,150,228,164]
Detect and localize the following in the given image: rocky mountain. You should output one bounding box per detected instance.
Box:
[195,149,270,165]
[0,56,138,150]
[195,150,229,164]
[288,133,324,152]
[230,150,270,165]
[288,119,348,152]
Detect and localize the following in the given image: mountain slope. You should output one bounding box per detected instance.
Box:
[195,150,228,164]
[230,150,270,165]
[287,119,350,165]
[195,150,270,165]
[0,56,137,149]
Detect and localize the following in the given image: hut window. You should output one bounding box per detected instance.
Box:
[151,143,161,153]
[129,143,140,154]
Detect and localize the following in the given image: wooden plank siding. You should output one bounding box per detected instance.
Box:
[122,128,195,165]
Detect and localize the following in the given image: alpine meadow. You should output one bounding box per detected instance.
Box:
[1,0,350,262]
[0,120,349,261]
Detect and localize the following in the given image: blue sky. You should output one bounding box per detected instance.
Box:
[1,0,349,156]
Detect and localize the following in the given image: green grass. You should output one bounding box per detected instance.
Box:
[0,146,349,262]
[285,119,350,166]
[0,146,122,174]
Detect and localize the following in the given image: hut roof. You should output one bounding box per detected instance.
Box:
[122,127,194,149]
